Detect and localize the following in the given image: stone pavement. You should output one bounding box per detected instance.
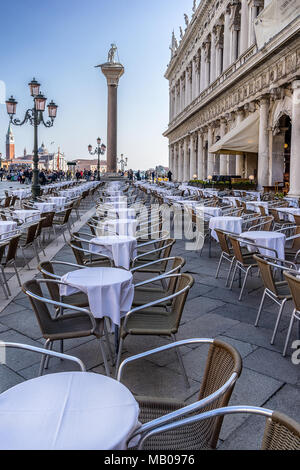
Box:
[0,211,299,450]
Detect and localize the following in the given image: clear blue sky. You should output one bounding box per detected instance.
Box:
[0,0,193,170]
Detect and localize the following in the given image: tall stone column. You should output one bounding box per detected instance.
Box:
[99,56,124,174]
[204,41,211,89]
[240,0,249,54]
[183,137,190,182]
[215,23,224,77]
[200,47,206,92]
[288,80,300,198]
[210,29,217,84]
[219,118,228,175]
[207,126,214,177]
[236,109,245,176]
[178,141,184,182]
[257,96,270,189]
[190,134,197,180]
[197,131,204,180]
[223,5,231,69]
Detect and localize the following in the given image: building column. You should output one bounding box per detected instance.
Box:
[185,68,189,106]
[236,109,245,176]
[204,41,211,89]
[288,80,300,197]
[240,0,249,54]
[190,134,197,180]
[183,137,190,182]
[249,1,262,47]
[181,75,185,111]
[200,46,206,92]
[207,126,214,177]
[223,5,231,69]
[188,63,193,103]
[193,54,200,100]
[257,96,270,190]
[197,131,204,180]
[219,118,228,175]
[178,141,184,182]
[210,29,216,83]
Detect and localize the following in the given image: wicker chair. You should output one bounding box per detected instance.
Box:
[215,229,236,286]
[132,257,186,307]
[132,239,176,272]
[117,338,242,450]
[68,239,112,267]
[53,207,73,241]
[282,270,300,357]
[19,222,40,268]
[22,278,110,376]
[253,255,295,345]
[228,235,259,301]
[115,274,194,379]
[135,405,300,450]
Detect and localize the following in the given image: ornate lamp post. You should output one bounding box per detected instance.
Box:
[118,154,128,173]
[88,138,106,181]
[6,78,58,200]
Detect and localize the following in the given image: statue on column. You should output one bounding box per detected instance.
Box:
[184,14,189,28]
[192,0,197,14]
[169,31,178,58]
[108,44,118,63]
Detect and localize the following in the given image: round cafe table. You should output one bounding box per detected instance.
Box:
[239,231,286,260]
[107,207,136,220]
[276,207,300,223]
[60,267,134,327]
[0,221,18,239]
[209,216,243,241]
[0,372,139,450]
[48,197,67,209]
[106,218,138,237]
[89,235,137,270]
[33,202,56,213]
[13,210,40,223]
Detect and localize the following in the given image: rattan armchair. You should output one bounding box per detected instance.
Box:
[135,405,300,450]
[253,255,295,345]
[282,270,300,357]
[115,273,194,381]
[68,239,113,267]
[117,338,242,450]
[22,278,111,376]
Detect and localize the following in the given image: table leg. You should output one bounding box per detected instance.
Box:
[114,325,120,355]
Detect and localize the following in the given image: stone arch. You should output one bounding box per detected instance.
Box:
[270,96,293,135]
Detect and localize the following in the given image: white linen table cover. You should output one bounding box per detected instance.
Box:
[276,208,300,222]
[48,197,67,208]
[246,201,269,214]
[89,235,137,270]
[222,196,242,207]
[108,207,136,220]
[33,202,56,213]
[0,221,17,239]
[12,189,31,199]
[60,267,134,326]
[0,372,139,450]
[13,210,40,223]
[239,231,286,260]
[209,216,243,241]
[106,219,138,237]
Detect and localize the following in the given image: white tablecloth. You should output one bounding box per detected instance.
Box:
[89,236,137,270]
[0,221,18,239]
[108,208,136,220]
[222,197,241,207]
[0,372,139,450]
[209,216,243,241]
[239,231,286,260]
[246,201,269,214]
[13,210,40,223]
[60,267,134,326]
[106,219,138,237]
[12,189,31,199]
[33,202,56,213]
[276,208,300,222]
[49,197,67,209]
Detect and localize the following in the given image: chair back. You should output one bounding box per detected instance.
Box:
[197,339,243,449]
[262,411,300,450]
[23,223,39,245]
[291,226,300,251]
[41,212,55,228]
[293,215,300,226]
[228,236,245,265]
[39,261,60,301]
[4,197,11,208]
[215,229,231,256]
[69,239,85,265]
[22,280,54,336]
[259,205,267,216]
[167,257,186,294]
[253,255,277,296]
[5,235,21,265]
[170,274,194,331]
[283,271,300,311]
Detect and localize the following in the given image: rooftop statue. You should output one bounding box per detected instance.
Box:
[108,44,118,63]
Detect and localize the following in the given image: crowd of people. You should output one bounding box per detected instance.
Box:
[128,169,173,182]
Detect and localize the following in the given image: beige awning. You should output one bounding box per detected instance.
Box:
[209,111,259,156]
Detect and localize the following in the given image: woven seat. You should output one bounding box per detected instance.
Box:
[118,338,242,451]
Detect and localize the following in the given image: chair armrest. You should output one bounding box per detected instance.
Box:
[0,342,86,372]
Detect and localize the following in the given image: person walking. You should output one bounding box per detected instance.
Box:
[168,170,173,182]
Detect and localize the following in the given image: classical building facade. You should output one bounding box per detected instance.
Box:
[165,0,300,196]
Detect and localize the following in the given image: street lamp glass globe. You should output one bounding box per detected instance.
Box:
[47,100,58,119]
[28,78,41,97]
[35,93,47,112]
[6,96,18,116]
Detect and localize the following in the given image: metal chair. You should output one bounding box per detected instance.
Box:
[22,278,111,376]
[115,274,194,382]
[282,270,300,357]
[135,405,300,450]
[117,338,242,450]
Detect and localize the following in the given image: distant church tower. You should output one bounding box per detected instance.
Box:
[6,123,15,161]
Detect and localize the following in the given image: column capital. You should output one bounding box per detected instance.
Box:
[259,94,270,105]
